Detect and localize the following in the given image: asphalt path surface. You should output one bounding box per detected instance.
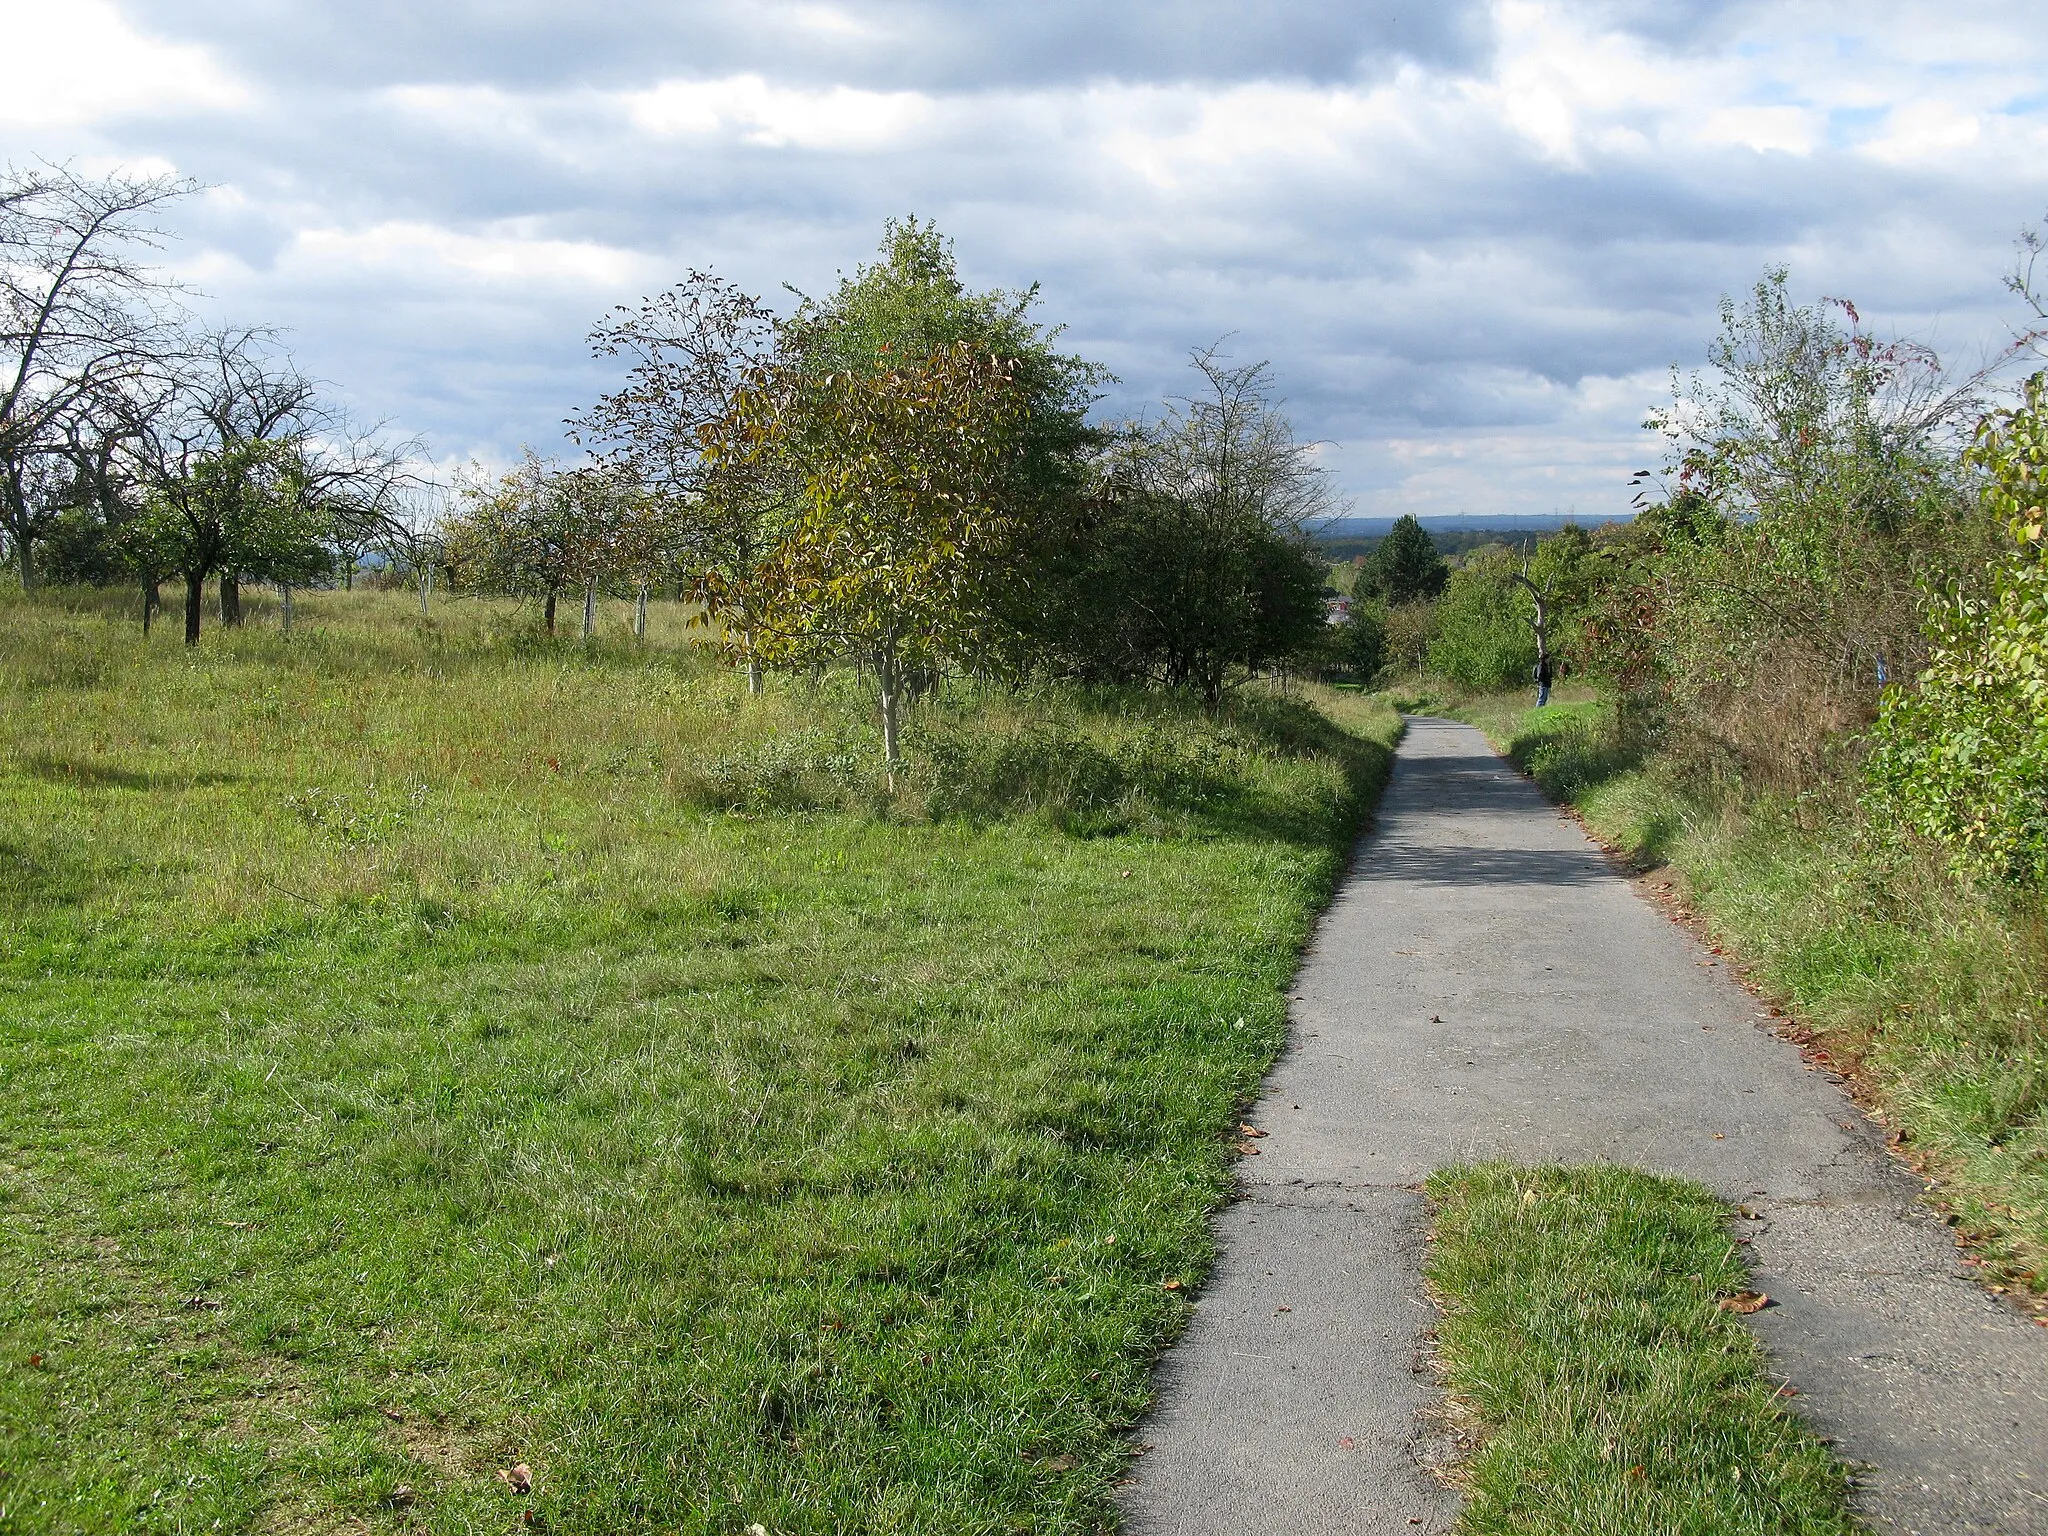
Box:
[1119,715,2048,1536]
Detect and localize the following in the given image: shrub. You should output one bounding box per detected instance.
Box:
[1864,375,2048,887]
[1334,599,1388,682]
[1428,548,1536,691]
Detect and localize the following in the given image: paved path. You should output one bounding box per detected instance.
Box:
[1119,716,2048,1536]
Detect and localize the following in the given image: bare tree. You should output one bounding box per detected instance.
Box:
[0,163,193,588]
[572,273,788,689]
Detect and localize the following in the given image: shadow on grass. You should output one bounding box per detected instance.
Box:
[19,755,241,791]
[691,684,1401,852]
[0,837,97,911]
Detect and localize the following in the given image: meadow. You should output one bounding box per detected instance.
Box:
[0,587,1399,1535]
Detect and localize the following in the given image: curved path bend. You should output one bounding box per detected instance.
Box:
[1119,716,2048,1536]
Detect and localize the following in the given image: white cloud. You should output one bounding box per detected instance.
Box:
[0,0,248,128]
[626,74,935,150]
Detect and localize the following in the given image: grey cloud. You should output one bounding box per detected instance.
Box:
[118,0,1493,91]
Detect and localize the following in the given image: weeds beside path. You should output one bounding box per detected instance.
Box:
[0,589,1400,1535]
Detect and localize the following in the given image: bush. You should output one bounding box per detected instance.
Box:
[1863,375,2048,887]
[1333,599,1388,682]
[1382,599,1438,674]
[1428,548,1536,691]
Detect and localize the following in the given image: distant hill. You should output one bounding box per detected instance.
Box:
[1312,512,1631,562]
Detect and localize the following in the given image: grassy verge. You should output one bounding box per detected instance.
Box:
[1425,1163,1856,1536]
[0,587,1400,1535]
[1433,687,2048,1316]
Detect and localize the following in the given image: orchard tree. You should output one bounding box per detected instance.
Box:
[121,332,320,641]
[575,273,787,684]
[1071,346,1333,707]
[1,163,192,588]
[731,343,1027,774]
[781,217,1107,674]
[119,329,407,642]
[443,454,629,634]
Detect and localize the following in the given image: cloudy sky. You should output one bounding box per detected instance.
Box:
[7,0,2046,520]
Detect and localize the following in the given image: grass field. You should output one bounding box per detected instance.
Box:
[1425,1163,1855,1536]
[1442,689,2048,1316]
[0,587,1400,1535]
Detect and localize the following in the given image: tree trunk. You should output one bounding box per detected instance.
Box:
[280,583,294,634]
[747,657,763,695]
[877,639,902,789]
[581,577,597,640]
[634,583,648,640]
[142,579,159,635]
[344,562,355,591]
[419,565,433,617]
[1511,572,1552,705]
[184,571,204,645]
[17,536,34,592]
[220,574,242,626]
[543,589,557,634]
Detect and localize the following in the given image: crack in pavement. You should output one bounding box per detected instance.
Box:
[1118,715,2048,1536]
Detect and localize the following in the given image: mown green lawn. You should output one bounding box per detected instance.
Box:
[0,589,1398,1535]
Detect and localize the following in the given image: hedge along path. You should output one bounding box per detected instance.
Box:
[1118,716,2048,1536]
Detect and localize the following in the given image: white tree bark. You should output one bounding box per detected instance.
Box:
[634,582,648,639]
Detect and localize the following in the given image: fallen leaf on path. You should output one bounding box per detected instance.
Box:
[1239,1124,1267,1138]
[1161,1280,1183,1291]
[1275,1305,1291,1314]
[1718,1291,1770,1314]
[499,1464,534,1494]
[1338,1436,1356,1449]
[1234,1142,1261,1155]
